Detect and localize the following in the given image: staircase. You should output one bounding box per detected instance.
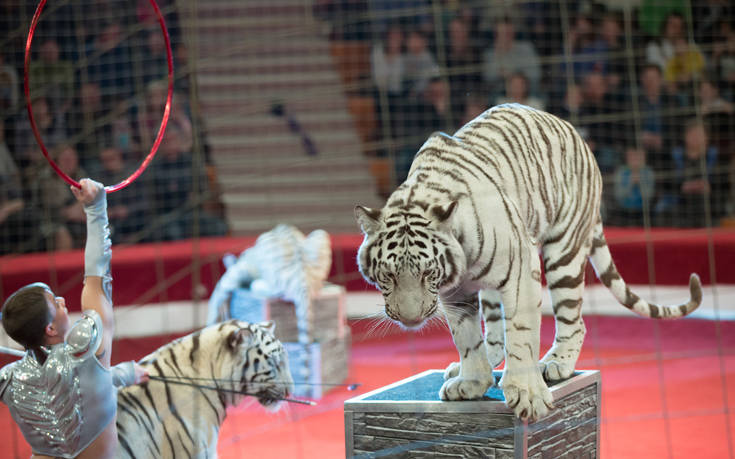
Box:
[190,0,380,235]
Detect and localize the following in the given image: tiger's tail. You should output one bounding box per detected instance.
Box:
[587,220,702,319]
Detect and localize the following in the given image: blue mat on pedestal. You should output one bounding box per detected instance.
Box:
[363,371,505,402]
[362,370,578,402]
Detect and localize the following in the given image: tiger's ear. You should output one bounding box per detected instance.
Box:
[227,328,249,350]
[354,205,382,234]
[259,320,275,332]
[430,201,458,231]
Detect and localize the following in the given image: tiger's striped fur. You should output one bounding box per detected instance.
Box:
[115,320,293,459]
[355,104,701,422]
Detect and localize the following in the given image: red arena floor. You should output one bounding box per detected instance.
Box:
[2,315,733,458]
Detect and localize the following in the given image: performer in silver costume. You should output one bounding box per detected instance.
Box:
[0,179,148,459]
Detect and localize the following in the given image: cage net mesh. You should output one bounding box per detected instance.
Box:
[1,0,734,255]
[0,0,733,457]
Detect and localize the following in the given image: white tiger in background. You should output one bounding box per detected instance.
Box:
[206,224,332,344]
[116,320,293,459]
[355,104,702,422]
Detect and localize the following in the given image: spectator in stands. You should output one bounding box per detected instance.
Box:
[700,78,734,147]
[445,15,482,120]
[612,146,656,226]
[460,88,489,126]
[396,77,452,183]
[0,52,19,113]
[691,1,733,46]
[110,107,138,158]
[495,72,545,111]
[67,82,112,169]
[712,18,735,100]
[29,40,75,115]
[140,27,170,86]
[638,0,686,40]
[149,123,226,241]
[86,22,134,106]
[567,14,607,82]
[371,21,405,140]
[598,12,630,99]
[403,28,440,98]
[646,11,686,72]
[577,71,626,174]
[663,36,706,94]
[13,97,68,174]
[36,145,89,250]
[366,0,431,38]
[138,80,193,159]
[0,119,32,255]
[90,147,147,243]
[668,119,727,226]
[371,21,405,93]
[638,64,679,174]
[481,17,540,99]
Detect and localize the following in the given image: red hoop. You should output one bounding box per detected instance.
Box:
[24,0,174,193]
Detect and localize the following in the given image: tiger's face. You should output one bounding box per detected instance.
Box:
[354,202,466,328]
[220,320,294,411]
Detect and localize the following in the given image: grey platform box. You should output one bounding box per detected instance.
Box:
[344,369,600,458]
[285,328,351,399]
[230,283,347,343]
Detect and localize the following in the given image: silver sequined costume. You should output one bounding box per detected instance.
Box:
[0,310,135,458]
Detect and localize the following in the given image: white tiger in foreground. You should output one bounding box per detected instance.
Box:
[116,320,293,458]
[355,104,701,422]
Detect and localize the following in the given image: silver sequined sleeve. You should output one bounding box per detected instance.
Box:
[65,311,104,361]
[0,365,11,401]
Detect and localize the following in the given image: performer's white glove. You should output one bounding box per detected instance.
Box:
[73,179,112,299]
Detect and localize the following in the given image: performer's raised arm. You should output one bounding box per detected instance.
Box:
[71,178,114,367]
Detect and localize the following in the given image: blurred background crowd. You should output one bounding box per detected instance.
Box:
[1,0,734,256]
[0,0,227,254]
[318,0,735,228]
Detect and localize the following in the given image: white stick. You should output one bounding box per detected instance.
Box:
[0,346,25,357]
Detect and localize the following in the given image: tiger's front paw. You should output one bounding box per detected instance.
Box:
[443,361,460,380]
[439,376,492,401]
[540,352,576,381]
[500,369,554,422]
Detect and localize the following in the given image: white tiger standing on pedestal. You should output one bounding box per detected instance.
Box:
[355,104,701,422]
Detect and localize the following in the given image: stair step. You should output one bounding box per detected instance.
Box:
[209,128,356,147]
[199,70,339,85]
[192,0,377,233]
[219,172,373,189]
[197,54,334,74]
[206,111,354,136]
[195,15,310,32]
[196,38,331,59]
[212,151,367,171]
[226,213,364,236]
[196,2,308,17]
[200,97,350,117]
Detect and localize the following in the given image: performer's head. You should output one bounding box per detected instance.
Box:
[1,283,71,349]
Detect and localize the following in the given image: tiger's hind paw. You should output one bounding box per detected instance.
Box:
[439,376,492,401]
[443,361,460,380]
